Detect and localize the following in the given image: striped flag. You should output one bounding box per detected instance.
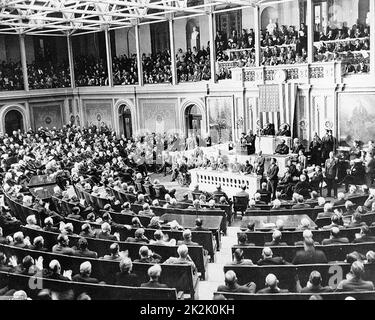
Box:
[256,83,298,136]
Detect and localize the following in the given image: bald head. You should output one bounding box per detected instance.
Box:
[265,274,278,288]
[224,270,237,286]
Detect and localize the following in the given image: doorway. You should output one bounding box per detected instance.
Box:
[185,105,202,138]
[4,110,24,136]
[119,105,133,139]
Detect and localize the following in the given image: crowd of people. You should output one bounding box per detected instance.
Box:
[215,22,308,73]
[0,61,24,91]
[27,61,71,89]
[0,123,374,299]
[314,24,370,74]
[142,51,172,84]
[74,55,108,87]
[113,54,138,86]
[176,46,211,82]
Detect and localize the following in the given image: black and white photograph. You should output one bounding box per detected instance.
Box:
[0,0,374,306]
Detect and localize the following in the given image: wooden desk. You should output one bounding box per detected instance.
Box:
[160,213,222,250]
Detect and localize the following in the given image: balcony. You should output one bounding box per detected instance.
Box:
[224,61,346,85]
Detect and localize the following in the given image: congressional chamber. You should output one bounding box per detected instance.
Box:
[0,0,375,302]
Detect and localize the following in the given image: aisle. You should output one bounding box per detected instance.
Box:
[198,226,239,300]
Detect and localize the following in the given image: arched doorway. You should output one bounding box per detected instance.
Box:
[185,105,202,138]
[118,105,133,139]
[5,110,24,136]
[261,7,278,30]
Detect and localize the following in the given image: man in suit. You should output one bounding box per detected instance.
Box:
[296,271,333,293]
[310,166,324,192]
[125,228,149,244]
[292,238,328,264]
[324,152,339,198]
[257,247,290,265]
[321,130,337,161]
[153,179,170,199]
[336,261,374,292]
[321,227,349,245]
[235,185,250,200]
[277,124,291,137]
[245,130,256,155]
[275,139,289,155]
[177,230,199,246]
[191,218,209,231]
[333,192,346,206]
[292,195,311,209]
[294,230,320,246]
[265,230,288,246]
[257,273,289,294]
[72,262,100,284]
[267,158,279,200]
[294,175,311,199]
[353,225,375,243]
[73,237,98,258]
[141,264,168,288]
[212,184,229,203]
[256,182,271,204]
[342,159,365,192]
[217,270,256,293]
[255,151,265,179]
[365,154,375,188]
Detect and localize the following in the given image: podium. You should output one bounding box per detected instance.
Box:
[256,136,293,155]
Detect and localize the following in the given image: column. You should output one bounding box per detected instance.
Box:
[169,17,177,85]
[307,0,315,64]
[253,5,261,67]
[370,0,375,77]
[66,35,75,88]
[135,24,144,86]
[19,34,29,91]
[104,29,114,87]
[208,12,217,83]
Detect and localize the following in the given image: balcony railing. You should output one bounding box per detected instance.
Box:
[227,62,345,85]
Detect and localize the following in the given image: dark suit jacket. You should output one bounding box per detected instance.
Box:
[322,237,349,245]
[217,283,256,293]
[353,235,375,243]
[325,158,338,179]
[267,165,279,181]
[257,257,289,265]
[292,249,328,265]
[141,281,168,288]
[265,240,288,247]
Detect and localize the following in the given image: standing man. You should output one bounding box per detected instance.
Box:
[245,130,256,155]
[255,151,266,187]
[324,151,339,198]
[267,158,279,200]
[321,130,337,162]
[365,153,375,188]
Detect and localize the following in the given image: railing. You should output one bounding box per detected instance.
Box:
[228,61,344,84]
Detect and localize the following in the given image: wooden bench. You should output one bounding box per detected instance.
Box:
[0,270,179,300]
[214,291,375,300]
[238,226,375,246]
[64,217,217,262]
[223,263,375,292]
[232,242,375,263]
[0,243,198,299]
[20,227,209,280]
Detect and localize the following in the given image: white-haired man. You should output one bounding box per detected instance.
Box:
[72,261,100,284]
[217,270,256,293]
[257,273,289,294]
[164,245,197,273]
[141,264,168,288]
